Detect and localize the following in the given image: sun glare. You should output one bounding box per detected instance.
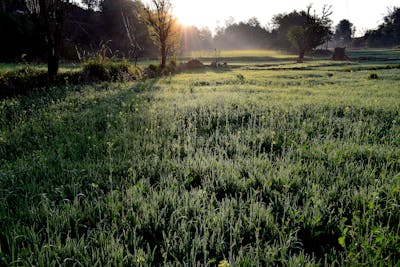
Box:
[172,0,224,29]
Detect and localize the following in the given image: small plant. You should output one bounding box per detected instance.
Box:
[144,64,161,78]
[368,73,379,80]
[236,73,245,84]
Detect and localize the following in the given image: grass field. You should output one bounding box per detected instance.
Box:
[0,51,400,265]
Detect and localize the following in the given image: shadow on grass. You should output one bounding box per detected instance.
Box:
[179,66,233,75]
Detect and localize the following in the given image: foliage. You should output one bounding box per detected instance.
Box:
[100,0,156,58]
[0,67,82,98]
[144,60,179,78]
[25,0,76,77]
[213,17,270,50]
[0,11,38,62]
[143,0,181,68]
[354,7,400,48]
[0,61,141,98]
[368,73,379,80]
[282,5,333,62]
[334,19,355,46]
[1,53,400,265]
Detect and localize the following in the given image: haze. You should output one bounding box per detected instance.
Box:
[164,0,400,36]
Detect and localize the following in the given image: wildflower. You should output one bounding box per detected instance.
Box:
[218,259,230,267]
[136,256,145,264]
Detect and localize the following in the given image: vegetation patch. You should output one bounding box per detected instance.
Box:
[1,60,400,265]
[0,62,142,98]
[83,60,141,82]
[368,73,379,80]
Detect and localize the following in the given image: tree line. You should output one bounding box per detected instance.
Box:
[1,0,399,70]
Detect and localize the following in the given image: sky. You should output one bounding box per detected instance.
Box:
[165,0,400,36]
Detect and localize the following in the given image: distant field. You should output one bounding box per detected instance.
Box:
[0,50,399,265]
[186,49,297,58]
[348,49,400,61]
[2,49,400,74]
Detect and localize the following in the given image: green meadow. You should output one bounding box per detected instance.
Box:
[0,51,399,266]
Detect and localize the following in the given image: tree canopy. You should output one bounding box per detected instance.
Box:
[143,0,180,68]
[334,19,355,46]
[274,5,333,62]
[360,7,400,47]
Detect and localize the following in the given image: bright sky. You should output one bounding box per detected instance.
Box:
[166,0,400,36]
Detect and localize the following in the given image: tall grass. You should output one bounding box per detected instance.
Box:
[0,60,399,265]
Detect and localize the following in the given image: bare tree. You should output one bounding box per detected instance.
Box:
[143,0,180,69]
[25,0,74,78]
[122,11,142,66]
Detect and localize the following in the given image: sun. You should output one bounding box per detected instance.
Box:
[172,0,220,29]
[173,2,203,27]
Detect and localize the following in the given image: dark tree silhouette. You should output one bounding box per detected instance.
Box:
[274,5,332,62]
[25,0,74,78]
[334,19,355,46]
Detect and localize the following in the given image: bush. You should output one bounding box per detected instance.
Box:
[0,61,142,99]
[0,67,86,98]
[165,60,178,74]
[144,64,161,78]
[0,67,48,98]
[368,73,379,80]
[83,60,141,82]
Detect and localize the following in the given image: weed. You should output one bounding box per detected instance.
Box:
[368,73,379,80]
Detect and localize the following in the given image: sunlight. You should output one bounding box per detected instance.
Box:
[173,0,220,28]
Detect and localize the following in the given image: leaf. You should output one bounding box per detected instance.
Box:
[338,236,346,248]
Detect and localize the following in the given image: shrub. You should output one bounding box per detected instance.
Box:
[83,60,141,82]
[128,66,142,80]
[144,64,161,78]
[165,60,178,74]
[368,73,379,80]
[83,60,110,81]
[236,73,245,84]
[0,61,142,99]
[0,67,48,98]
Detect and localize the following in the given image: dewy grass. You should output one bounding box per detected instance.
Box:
[0,57,399,266]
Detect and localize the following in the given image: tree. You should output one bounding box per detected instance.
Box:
[287,26,307,62]
[25,0,75,77]
[213,18,270,50]
[122,11,142,65]
[276,5,332,62]
[353,7,400,48]
[334,19,355,46]
[143,0,180,68]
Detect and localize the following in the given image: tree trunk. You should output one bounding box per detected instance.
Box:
[47,11,64,79]
[48,52,59,78]
[297,50,305,63]
[161,54,166,69]
[39,0,64,79]
[160,44,167,69]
